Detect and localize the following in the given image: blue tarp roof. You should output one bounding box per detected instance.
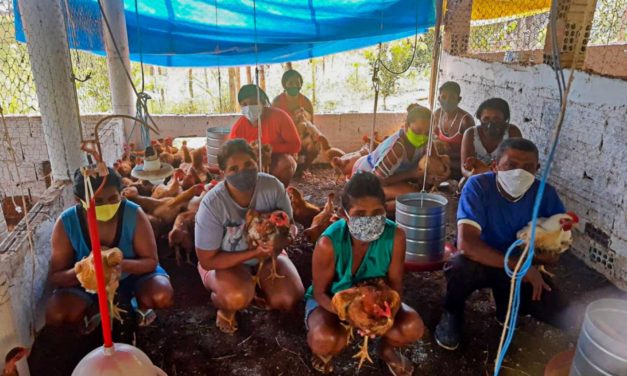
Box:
[14,0,436,67]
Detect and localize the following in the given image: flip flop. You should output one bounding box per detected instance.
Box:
[136,308,157,327]
[384,351,414,376]
[81,312,101,335]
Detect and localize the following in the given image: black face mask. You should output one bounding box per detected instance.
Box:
[482,121,505,138]
[226,169,258,192]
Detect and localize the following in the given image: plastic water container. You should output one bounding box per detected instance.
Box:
[396,192,448,270]
[570,298,627,376]
[206,127,231,168]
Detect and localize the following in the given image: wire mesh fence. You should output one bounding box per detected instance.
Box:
[584,0,626,78]
[0,0,38,115]
[467,0,550,64]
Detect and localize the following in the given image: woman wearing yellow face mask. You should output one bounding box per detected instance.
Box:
[352,104,432,213]
[46,167,173,334]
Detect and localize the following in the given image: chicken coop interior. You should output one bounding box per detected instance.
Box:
[0,0,626,375]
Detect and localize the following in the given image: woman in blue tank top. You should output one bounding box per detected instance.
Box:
[305,172,424,376]
[46,167,173,333]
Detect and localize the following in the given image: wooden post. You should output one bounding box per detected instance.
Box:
[428,0,445,111]
[311,59,317,107]
[442,0,472,56]
[246,66,253,84]
[235,67,241,95]
[543,0,599,69]
[259,65,267,92]
[228,67,238,111]
[187,69,194,107]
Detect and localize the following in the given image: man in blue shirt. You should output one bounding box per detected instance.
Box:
[435,138,568,350]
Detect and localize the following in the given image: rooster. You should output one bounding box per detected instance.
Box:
[418,147,451,192]
[517,212,579,276]
[246,210,293,286]
[331,279,401,369]
[286,186,321,228]
[250,141,273,173]
[304,193,339,243]
[458,156,492,192]
[330,145,370,182]
[74,247,125,321]
[180,140,192,164]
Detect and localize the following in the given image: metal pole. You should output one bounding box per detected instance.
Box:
[18,0,86,181]
[101,0,136,143]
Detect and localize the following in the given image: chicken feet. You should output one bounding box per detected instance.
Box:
[353,336,374,370]
[253,257,285,287]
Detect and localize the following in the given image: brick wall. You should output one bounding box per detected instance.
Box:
[439,52,627,290]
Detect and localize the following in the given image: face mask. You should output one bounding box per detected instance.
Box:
[81,200,121,222]
[439,99,457,112]
[406,129,429,149]
[226,169,258,192]
[496,168,536,200]
[242,105,263,123]
[286,87,301,97]
[482,121,505,138]
[345,213,386,243]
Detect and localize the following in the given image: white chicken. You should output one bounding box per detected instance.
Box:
[516,212,579,275]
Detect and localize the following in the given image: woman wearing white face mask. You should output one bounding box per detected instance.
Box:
[229,84,302,187]
[46,167,173,334]
[435,138,569,351]
[305,172,424,375]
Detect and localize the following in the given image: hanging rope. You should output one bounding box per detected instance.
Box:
[369,58,381,152]
[492,1,583,373]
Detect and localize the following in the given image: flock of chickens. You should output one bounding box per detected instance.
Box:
[69,120,580,370]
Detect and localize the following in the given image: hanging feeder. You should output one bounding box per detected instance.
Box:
[130,145,173,184]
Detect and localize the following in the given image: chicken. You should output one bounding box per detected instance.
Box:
[313,135,345,165]
[458,157,492,192]
[159,151,183,168]
[331,278,401,369]
[362,131,386,150]
[123,183,206,227]
[180,145,211,186]
[418,147,451,192]
[163,136,179,154]
[330,145,370,182]
[304,193,339,243]
[3,347,28,376]
[74,247,125,321]
[151,139,164,155]
[168,210,197,265]
[286,186,321,228]
[295,119,323,171]
[121,177,154,197]
[246,210,293,286]
[113,159,133,178]
[151,169,183,199]
[433,140,450,156]
[180,140,192,164]
[517,212,579,276]
[250,140,273,173]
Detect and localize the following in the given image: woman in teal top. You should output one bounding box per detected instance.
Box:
[306,172,424,376]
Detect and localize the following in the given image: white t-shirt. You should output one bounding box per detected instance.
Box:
[194,173,292,265]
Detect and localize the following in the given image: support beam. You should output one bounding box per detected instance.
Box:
[101,0,136,142]
[543,0,599,69]
[442,0,472,56]
[18,0,86,181]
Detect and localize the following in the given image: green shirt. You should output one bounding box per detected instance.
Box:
[304,218,397,300]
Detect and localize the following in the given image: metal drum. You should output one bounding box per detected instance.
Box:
[570,298,627,376]
[396,192,448,268]
[206,127,231,168]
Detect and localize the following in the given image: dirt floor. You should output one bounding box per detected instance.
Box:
[29,166,626,376]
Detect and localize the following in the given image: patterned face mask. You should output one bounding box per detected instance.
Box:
[345,211,386,243]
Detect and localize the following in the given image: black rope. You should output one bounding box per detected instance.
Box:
[375,0,421,75]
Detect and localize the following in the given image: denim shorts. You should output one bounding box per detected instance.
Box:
[304,298,320,330]
[55,264,169,305]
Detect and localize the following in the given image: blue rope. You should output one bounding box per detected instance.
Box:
[494,134,561,375]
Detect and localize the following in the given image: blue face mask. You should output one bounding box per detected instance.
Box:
[286,87,301,97]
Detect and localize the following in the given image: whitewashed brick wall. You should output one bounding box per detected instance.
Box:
[439,52,627,290]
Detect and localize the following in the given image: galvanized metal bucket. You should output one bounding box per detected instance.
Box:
[396,192,448,266]
[570,298,627,376]
[206,127,231,168]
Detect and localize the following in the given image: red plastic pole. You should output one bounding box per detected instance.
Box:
[86,197,114,348]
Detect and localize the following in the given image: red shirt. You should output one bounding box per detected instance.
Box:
[229,107,301,154]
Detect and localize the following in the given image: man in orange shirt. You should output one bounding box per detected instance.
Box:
[229,84,301,187]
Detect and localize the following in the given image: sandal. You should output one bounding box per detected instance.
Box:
[383,351,414,376]
[216,310,238,334]
[81,312,101,335]
[311,354,334,374]
[136,308,157,327]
